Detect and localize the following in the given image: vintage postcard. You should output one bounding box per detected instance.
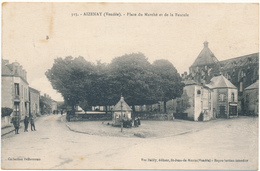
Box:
[1,2,259,170]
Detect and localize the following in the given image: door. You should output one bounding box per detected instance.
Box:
[14,102,20,116]
[219,106,226,118]
[229,105,237,116]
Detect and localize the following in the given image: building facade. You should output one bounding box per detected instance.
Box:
[244,80,259,115]
[29,87,41,117]
[180,80,214,121]
[208,75,238,118]
[2,59,29,122]
[182,42,258,114]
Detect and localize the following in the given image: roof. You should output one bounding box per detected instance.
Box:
[191,41,219,67]
[182,80,198,86]
[219,53,259,71]
[2,63,12,75]
[29,87,41,94]
[209,75,237,89]
[245,80,259,90]
[112,96,132,111]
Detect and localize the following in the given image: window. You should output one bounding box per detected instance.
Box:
[231,93,235,102]
[21,85,23,98]
[15,83,19,96]
[219,94,225,102]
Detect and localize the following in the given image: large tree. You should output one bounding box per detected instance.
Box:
[46,56,95,111]
[152,59,184,113]
[109,53,162,112]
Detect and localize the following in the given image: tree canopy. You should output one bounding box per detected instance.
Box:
[46,53,183,113]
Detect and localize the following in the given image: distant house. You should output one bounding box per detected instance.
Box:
[244,80,259,115]
[207,75,238,118]
[52,100,58,113]
[29,87,40,117]
[1,59,29,128]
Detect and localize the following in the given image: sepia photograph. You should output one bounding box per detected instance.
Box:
[1,2,259,170]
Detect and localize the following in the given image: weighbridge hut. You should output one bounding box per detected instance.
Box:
[112,96,132,126]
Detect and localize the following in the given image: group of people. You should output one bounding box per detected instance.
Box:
[122,117,141,128]
[11,115,36,134]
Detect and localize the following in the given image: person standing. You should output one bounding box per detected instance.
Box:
[24,116,29,132]
[30,116,36,131]
[11,115,20,134]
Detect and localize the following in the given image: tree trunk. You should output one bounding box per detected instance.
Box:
[164,100,167,114]
[105,106,108,114]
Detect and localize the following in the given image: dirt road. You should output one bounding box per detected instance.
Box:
[1,115,258,170]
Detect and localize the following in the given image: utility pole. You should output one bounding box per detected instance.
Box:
[121,98,123,132]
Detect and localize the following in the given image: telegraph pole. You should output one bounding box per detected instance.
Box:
[121,98,123,132]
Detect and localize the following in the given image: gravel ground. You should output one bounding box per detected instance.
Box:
[2,115,258,170]
[65,117,241,138]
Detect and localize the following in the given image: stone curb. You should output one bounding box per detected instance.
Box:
[62,116,196,139]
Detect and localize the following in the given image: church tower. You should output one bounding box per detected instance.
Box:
[189,41,219,83]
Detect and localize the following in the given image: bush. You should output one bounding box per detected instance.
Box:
[1,107,13,117]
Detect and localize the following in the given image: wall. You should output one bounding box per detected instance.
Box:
[1,77,13,109]
[30,90,40,116]
[244,88,259,115]
[16,77,29,119]
[215,88,228,118]
[194,85,202,121]
[183,85,195,120]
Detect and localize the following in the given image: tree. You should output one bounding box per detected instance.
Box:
[109,53,162,115]
[46,56,96,111]
[152,59,184,113]
[79,100,90,114]
[40,96,52,114]
[1,107,13,117]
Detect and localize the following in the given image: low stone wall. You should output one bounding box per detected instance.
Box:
[67,113,112,122]
[1,116,12,128]
[173,113,188,120]
[136,112,174,120]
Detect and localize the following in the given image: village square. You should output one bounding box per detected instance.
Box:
[1,2,259,170]
[1,40,259,170]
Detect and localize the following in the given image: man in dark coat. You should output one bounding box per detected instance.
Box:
[11,115,21,134]
[24,116,29,132]
[30,116,36,131]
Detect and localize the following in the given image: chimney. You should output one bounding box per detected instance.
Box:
[204,41,208,48]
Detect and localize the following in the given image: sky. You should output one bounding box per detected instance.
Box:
[1,3,259,101]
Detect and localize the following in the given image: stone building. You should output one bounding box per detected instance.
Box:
[244,80,259,115]
[207,75,238,118]
[180,80,214,121]
[29,87,41,117]
[183,42,259,114]
[52,100,58,113]
[1,59,29,124]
